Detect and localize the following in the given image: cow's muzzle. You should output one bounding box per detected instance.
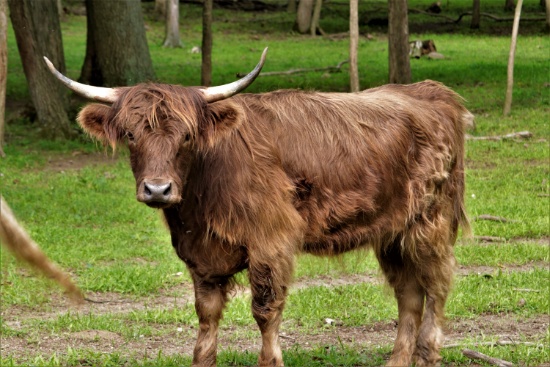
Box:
[137,179,179,208]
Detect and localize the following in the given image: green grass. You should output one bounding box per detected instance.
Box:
[2,1,549,366]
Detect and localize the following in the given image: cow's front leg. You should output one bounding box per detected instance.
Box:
[190,272,233,367]
[248,252,294,367]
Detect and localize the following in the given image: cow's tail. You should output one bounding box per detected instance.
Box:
[0,196,84,303]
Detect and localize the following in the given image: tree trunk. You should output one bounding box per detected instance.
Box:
[471,0,481,29]
[163,0,182,48]
[8,0,74,139]
[296,0,314,34]
[388,0,411,84]
[85,0,155,87]
[201,0,213,87]
[310,0,323,36]
[504,0,515,11]
[349,0,359,92]
[503,0,523,115]
[287,0,296,13]
[0,0,7,155]
[79,0,100,85]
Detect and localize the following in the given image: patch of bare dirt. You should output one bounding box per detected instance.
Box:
[1,314,547,364]
[2,263,547,363]
[2,262,546,325]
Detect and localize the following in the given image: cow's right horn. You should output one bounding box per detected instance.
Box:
[201,47,267,103]
[43,57,119,103]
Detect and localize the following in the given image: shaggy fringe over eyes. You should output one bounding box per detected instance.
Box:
[108,84,208,145]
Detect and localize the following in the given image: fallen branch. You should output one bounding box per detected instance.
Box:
[462,348,514,367]
[474,215,519,223]
[513,288,541,293]
[409,8,545,23]
[466,131,532,141]
[475,236,506,243]
[445,340,544,348]
[237,60,349,78]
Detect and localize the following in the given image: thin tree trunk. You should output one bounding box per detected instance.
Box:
[8,0,74,139]
[504,0,515,11]
[0,0,7,156]
[310,0,322,36]
[388,0,411,84]
[201,0,213,86]
[163,0,182,48]
[503,0,523,115]
[471,0,481,29]
[349,0,359,92]
[296,0,314,34]
[79,0,100,85]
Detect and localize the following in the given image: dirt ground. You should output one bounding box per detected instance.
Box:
[2,262,548,364]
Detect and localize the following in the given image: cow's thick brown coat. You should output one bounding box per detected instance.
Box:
[77,80,471,367]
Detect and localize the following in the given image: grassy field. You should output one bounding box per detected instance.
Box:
[1,1,549,366]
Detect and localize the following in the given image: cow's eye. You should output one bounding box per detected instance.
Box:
[126,132,135,144]
[184,134,191,143]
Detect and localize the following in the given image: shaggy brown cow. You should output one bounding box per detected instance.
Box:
[45,50,471,367]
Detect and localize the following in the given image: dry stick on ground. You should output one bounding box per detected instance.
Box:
[475,236,507,243]
[236,60,349,78]
[474,214,519,223]
[409,8,544,23]
[445,340,544,348]
[466,131,532,141]
[462,349,514,367]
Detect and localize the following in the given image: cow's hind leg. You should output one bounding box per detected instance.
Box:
[413,245,455,367]
[248,251,294,367]
[190,272,234,367]
[378,241,425,367]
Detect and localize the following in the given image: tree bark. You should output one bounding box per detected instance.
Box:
[296,0,314,34]
[8,0,74,139]
[163,0,182,48]
[388,0,411,84]
[0,0,7,155]
[503,0,523,115]
[349,0,359,92]
[85,0,155,87]
[201,0,213,87]
[471,0,481,29]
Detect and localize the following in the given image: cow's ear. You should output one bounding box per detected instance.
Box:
[202,101,244,146]
[77,104,118,145]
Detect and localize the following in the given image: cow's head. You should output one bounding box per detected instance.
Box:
[44,49,267,209]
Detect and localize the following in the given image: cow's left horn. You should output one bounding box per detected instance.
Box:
[43,57,119,103]
[201,47,268,103]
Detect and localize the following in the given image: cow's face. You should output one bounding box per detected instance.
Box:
[77,86,243,209]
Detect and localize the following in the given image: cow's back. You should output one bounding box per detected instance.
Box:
[231,81,469,254]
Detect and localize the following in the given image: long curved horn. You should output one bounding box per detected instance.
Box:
[43,57,119,103]
[201,47,268,103]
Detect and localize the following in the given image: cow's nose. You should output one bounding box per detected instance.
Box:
[143,181,172,202]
